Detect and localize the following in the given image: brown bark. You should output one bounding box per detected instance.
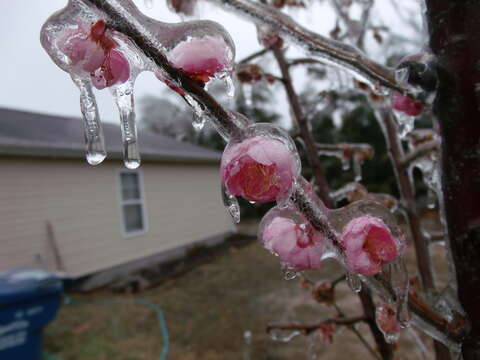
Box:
[425,1,480,358]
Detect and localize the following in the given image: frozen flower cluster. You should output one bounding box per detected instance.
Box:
[58,20,130,89]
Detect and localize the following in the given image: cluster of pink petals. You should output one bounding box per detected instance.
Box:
[58,20,130,89]
[340,216,402,276]
[168,35,230,82]
[220,136,297,203]
[392,92,423,116]
[261,216,325,271]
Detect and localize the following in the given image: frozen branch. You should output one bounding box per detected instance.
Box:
[266,315,367,335]
[400,139,440,169]
[272,45,335,207]
[207,0,406,93]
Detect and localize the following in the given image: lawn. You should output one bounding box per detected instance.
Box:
[44,223,446,359]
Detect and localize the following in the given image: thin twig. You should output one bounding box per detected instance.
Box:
[238,48,269,64]
[272,45,334,207]
[266,315,367,334]
[209,0,407,93]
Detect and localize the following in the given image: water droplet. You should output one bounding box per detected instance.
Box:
[283,268,299,280]
[86,151,107,166]
[346,271,362,293]
[222,184,240,224]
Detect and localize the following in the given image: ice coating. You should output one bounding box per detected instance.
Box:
[168,35,232,83]
[376,301,401,344]
[221,183,241,224]
[221,124,301,203]
[259,206,326,271]
[40,0,235,166]
[339,215,403,276]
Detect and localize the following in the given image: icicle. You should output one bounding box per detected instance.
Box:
[112,82,141,169]
[393,111,415,139]
[72,75,106,165]
[243,330,252,360]
[307,331,318,360]
[389,257,410,328]
[346,271,362,293]
[269,328,301,343]
[192,113,206,131]
[224,75,235,98]
[375,302,401,344]
[144,0,154,9]
[222,184,240,224]
[243,83,253,107]
[352,157,362,182]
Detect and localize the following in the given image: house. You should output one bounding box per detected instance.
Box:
[0,107,233,283]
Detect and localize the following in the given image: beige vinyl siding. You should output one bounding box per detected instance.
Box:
[0,157,232,277]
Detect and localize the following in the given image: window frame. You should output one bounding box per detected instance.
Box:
[116,168,149,237]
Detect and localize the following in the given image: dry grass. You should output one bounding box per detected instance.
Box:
[44,220,448,359]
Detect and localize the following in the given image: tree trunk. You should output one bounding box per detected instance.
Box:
[425,1,480,358]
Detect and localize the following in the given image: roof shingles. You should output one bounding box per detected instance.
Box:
[0,108,221,163]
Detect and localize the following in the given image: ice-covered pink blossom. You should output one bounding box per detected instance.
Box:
[392,92,423,116]
[220,136,297,203]
[58,23,107,73]
[340,216,401,276]
[168,35,231,82]
[58,20,130,89]
[91,50,130,90]
[261,216,325,271]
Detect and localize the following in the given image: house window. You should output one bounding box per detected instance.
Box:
[118,170,147,236]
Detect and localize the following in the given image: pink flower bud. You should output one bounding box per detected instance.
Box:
[168,35,232,82]
[392,92,423,116]
[91,50,130,90]
[340,216,402,276]
[221,136,297,203]
[261,215,325,271]
[58,25,107,73]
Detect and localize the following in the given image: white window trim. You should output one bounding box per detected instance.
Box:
[116,168,149,238]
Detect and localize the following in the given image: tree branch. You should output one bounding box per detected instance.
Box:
[272,45,335,207]
[266,315,366,335]
[208,0,407,93]
[400,139,440,169]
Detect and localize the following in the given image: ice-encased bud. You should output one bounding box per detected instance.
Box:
[376,301,401,344]
[168,35,234,83]
[259,206,326,271]
[220,123,301,203]
[339,215,404,276]
[43,17,132,89]
[392,92,423,117]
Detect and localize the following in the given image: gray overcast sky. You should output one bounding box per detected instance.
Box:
[0,0,420,124]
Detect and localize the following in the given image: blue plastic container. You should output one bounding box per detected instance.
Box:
[0,269,63,360]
